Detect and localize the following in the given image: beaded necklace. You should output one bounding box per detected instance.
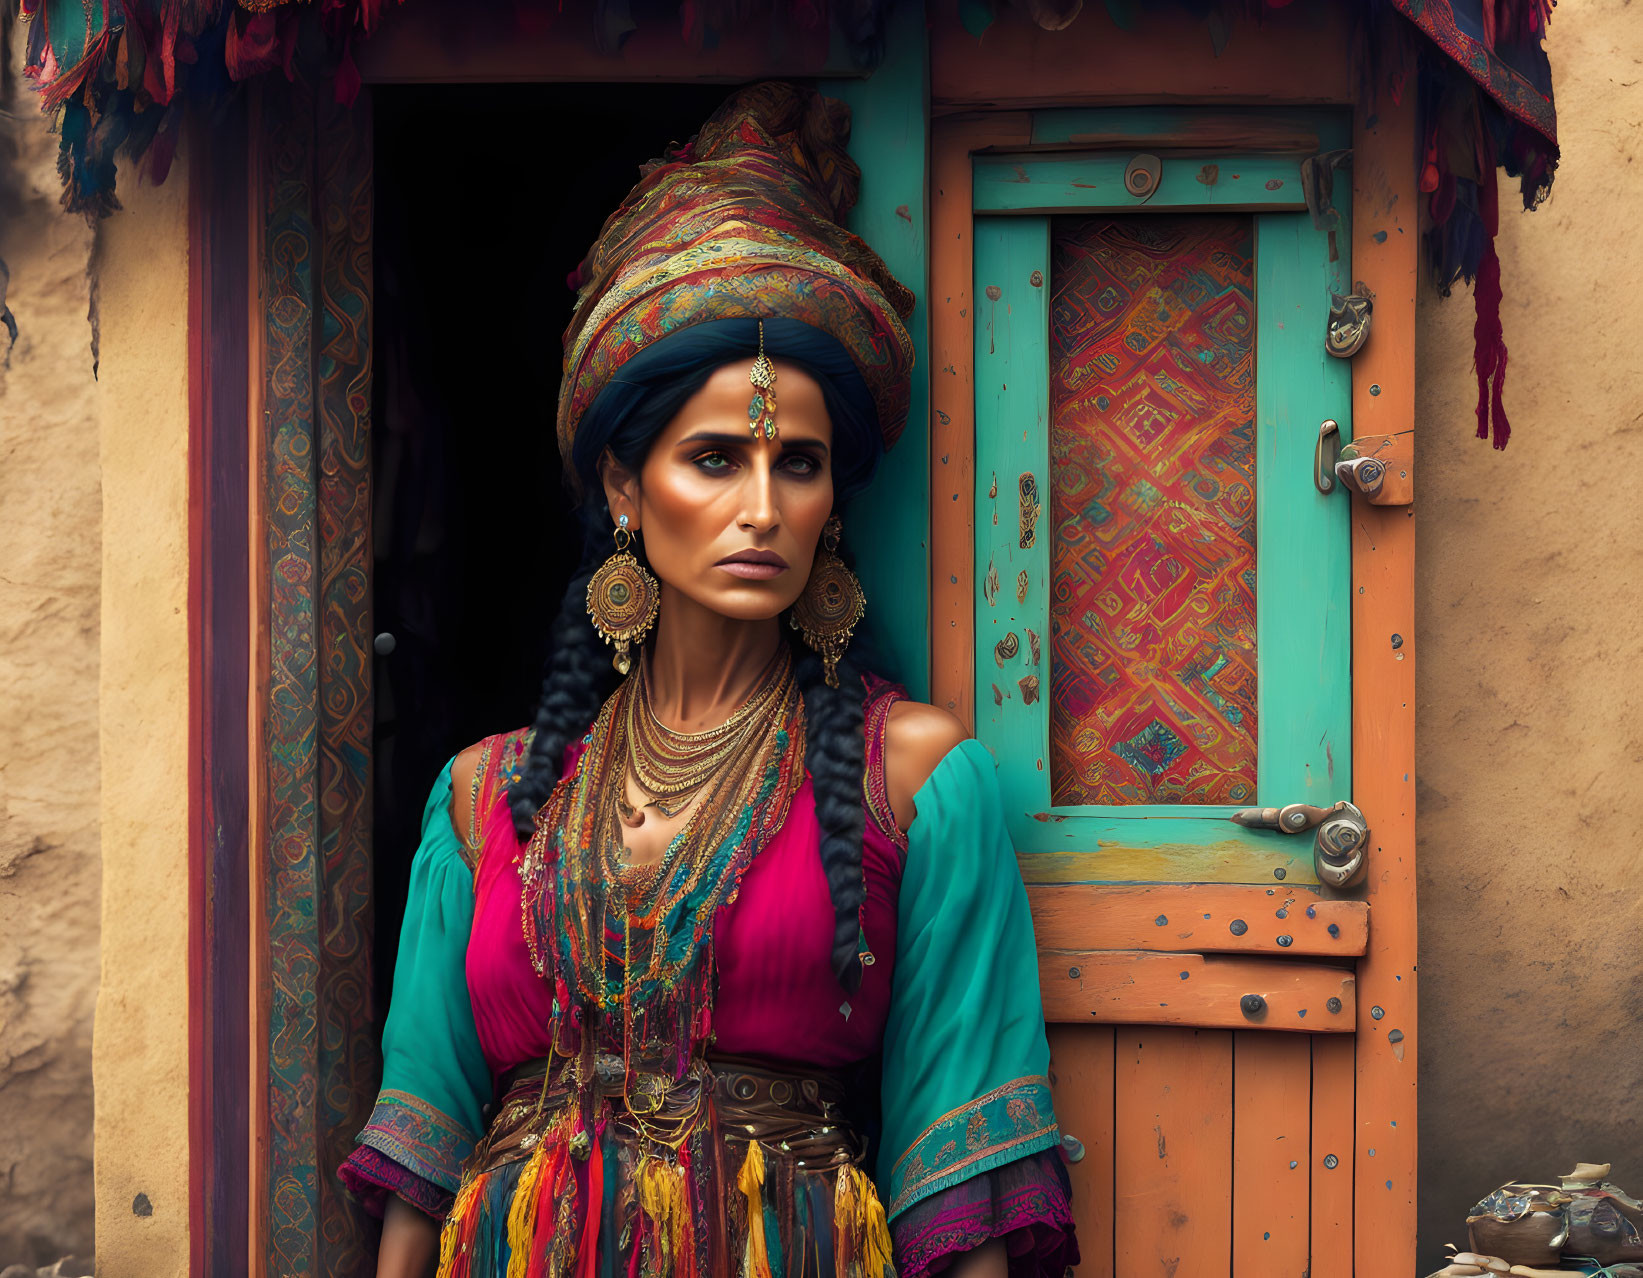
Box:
[520,651,806,1033]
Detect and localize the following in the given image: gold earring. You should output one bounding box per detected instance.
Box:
[748,319,778,440]
[790,515,865,689]
[586,515,660,675]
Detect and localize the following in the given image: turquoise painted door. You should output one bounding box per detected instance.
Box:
[970,119,1370,1277]
[972,136,1353,886]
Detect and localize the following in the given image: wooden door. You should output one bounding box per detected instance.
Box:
[968,118,1373,1277]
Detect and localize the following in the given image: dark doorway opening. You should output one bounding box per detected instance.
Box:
[370,80,736,1010]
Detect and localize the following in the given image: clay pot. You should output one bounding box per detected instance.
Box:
[1562,1173,1643,1265]
[1466,1183,1570,1268]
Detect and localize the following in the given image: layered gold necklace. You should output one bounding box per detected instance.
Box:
[520,643,807,1012]
[622,647,794,820]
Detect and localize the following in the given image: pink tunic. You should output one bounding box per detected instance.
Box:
[465,771,903,1078]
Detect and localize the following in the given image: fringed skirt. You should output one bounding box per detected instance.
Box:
[438,1055,896,1278]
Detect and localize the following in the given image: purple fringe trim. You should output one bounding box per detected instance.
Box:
[892,1147,1079,1278]
[339,1145,452,1220]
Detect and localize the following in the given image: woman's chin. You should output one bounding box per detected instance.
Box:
[681,581,800,624]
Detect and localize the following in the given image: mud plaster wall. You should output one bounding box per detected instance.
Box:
[0,31,100,1270]
[1414,0,1643,1268]
[85,147,194,1275]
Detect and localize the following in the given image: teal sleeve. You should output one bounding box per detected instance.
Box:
[875,739,1063,1220]
[354,760,491,1192]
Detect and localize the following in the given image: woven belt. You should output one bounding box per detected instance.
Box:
[473,1053,863,1173]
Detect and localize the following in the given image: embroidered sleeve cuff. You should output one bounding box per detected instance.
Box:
[354,1089,478,1194]
[890,1147,1079,1278]
[886,1076,1062,1219]
[339,1145,454,1220]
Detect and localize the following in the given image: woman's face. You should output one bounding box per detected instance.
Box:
[602,358,835,623]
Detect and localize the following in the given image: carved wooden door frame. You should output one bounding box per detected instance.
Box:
[191,75,378,1277]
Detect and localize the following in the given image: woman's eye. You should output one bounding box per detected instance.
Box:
[781,454,820,476]
[693,452,734,473]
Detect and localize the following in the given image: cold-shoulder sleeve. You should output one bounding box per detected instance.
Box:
[877,740,1078,1278]
[340,760,491,1218]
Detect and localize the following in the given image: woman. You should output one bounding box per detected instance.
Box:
[343,82,1079,1278]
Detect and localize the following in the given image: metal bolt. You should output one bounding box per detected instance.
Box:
[1240,994,1267,1017]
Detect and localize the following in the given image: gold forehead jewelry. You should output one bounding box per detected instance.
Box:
[747,319,778,440]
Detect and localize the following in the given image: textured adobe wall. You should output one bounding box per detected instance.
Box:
[1414,0,1643,1268]
[86,152,194,1276]
[0,28,101,1271]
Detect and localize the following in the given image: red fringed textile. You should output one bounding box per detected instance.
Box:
[224,8,299,82]
[1472,165,1511,450]
[575,1124,605,1278]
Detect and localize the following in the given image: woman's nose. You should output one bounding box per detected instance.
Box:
[737,466,778,531]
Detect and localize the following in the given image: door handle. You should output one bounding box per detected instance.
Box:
[1314,419,1342,494]
[1230,800,1370,889]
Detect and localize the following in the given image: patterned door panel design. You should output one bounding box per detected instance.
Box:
[1048,216,1258,808]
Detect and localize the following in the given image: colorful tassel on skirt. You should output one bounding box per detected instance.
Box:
[736,1141,774,1278]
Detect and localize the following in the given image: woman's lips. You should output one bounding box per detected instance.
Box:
[716,550,789,580]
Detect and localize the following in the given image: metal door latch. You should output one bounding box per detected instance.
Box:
[1335,432,1413,506]
[1326,284,1374,359]
[1230,800,1370,889]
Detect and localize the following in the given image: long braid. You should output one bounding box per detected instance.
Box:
[795,645,872,993]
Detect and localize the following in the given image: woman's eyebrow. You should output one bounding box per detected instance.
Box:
[675,430,830,455]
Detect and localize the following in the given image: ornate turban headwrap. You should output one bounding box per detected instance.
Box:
[558,82,916,496]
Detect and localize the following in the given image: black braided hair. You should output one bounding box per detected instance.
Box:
[507,488,881,993]
[794,641,873,994]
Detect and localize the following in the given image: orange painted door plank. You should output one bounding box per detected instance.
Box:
[926,113,1025,722]
[1028,884,1369,957]
[1114,1028,1233,1278]
[1350,64,1420,1278]
[1231,1033,1311,1276]
[1047,1025,1116,1278]
[929,115,1032,729]
[1310,1033,1357,1277]
[1042,951,1356,1032]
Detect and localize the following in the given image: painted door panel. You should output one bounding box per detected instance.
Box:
[1048,1026,1360,1277]
[973,196,1352,877]
[969,119,1363,1277]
